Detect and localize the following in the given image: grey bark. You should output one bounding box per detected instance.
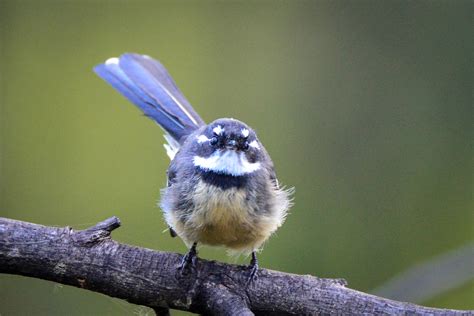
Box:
[0,216,471,315]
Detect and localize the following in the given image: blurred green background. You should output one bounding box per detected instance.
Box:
[0,0,472,314]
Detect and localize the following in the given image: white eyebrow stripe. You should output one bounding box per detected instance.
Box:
[241,128,250,138]
[249,140,260,149]
[193,151,261,176]
[213,125,224,135]
[196,135,211,143]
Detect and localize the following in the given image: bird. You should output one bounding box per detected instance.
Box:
[94,53,293,281]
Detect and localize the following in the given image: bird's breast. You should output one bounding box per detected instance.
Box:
[188,180,259,249]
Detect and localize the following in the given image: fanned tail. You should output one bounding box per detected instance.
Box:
[94,53,205,159]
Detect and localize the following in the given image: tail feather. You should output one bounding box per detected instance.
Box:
[94,61,186,139]
[94,53,205,144]
[125,54,203,126]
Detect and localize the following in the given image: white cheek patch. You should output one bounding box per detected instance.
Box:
[213,125,224,135]
[193,151,261,176]
[196,134,210,143]
[241,128,250,138]
[249,140,260,150]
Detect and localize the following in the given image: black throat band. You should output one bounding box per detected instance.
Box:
[198,169,248,189]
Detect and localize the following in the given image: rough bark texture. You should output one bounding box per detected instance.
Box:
[0,216,471,315]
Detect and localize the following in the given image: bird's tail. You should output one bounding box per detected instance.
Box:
[94,53,205,159]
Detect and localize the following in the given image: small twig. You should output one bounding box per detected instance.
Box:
[152,307,170,316]
[0,216,471,315]
[372,242,474,303]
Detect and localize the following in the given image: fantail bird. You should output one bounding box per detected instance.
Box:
[94,53,293,280]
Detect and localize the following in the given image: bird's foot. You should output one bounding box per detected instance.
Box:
[178,242,198,274]
[245,251,258,286]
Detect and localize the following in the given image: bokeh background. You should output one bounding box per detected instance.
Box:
[1,0,472,314]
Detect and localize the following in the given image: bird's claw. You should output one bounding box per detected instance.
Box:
[178,242,197,275]
[245,251,258,286]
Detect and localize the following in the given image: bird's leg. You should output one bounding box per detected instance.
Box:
[178,242,197,272]
[246,251,259,284]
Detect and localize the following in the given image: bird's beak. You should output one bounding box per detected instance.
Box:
[226,139,238,150]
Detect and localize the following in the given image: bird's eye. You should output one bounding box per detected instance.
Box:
[242,141,249,151]
[210,137,218,146]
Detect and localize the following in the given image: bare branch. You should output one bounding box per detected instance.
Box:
[0,217,471,315]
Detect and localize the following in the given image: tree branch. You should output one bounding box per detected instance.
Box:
[0,217,471,315]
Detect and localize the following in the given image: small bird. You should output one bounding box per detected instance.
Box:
[94,53,292,280]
